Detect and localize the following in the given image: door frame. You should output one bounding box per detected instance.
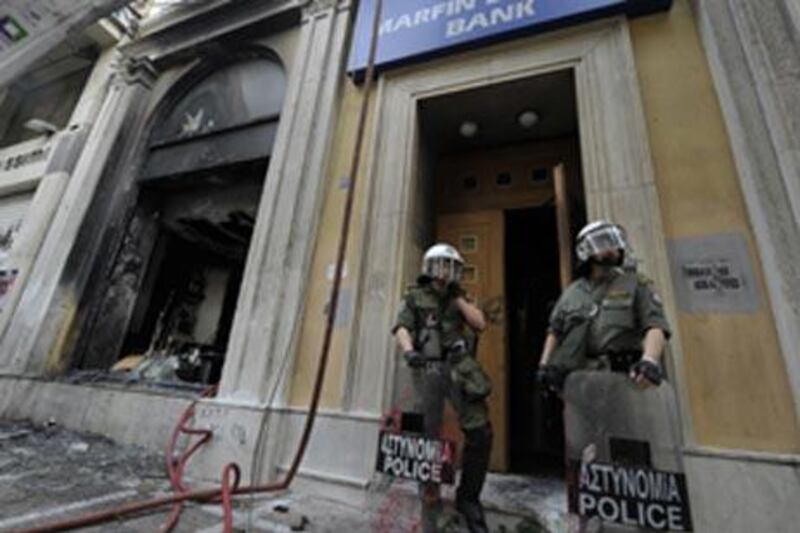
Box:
[344,17,692,446]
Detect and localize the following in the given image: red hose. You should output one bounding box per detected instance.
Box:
[220,463,241,532]
[161,386,217,533]
[13,2,385,531]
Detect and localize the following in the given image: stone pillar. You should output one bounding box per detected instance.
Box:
[0,55,157,375]
[216,0,353,404]
[694,0,800,414]
[0,49,119,346]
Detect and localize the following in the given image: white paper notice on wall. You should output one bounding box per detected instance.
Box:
[667,233,759,314]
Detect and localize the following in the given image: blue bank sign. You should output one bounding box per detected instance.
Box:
[349,0,671,77]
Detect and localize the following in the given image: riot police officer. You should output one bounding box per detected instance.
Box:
[392,243,493,533]
[537,221,671,390]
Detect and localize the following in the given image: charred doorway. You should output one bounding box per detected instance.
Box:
[420,70,585,473]
[74,54,285,386]
[117,166,263,384]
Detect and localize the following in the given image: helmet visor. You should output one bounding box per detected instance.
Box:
[425,257,464,283]
[577,225,628,261]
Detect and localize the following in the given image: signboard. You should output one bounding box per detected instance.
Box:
[348,0,673,77]
[0,144,51,175]
[0,138,53,185]
[568,460,692,531]
[667,233,759,314]
[375,430,456,484]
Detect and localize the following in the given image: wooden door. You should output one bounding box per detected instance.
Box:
[437,210,507,472]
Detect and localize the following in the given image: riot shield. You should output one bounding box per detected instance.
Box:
[367,360,461,533]
[563,371,693,532]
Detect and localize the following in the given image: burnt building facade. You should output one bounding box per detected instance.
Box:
[0,0,354,498]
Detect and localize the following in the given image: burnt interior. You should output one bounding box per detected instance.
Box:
[76,160,266,385]
[131,175,262,383]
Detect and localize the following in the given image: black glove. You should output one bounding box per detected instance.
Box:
[403,350,425,369]
[536,365,567,392]
[630,359,663,386]
[446,282,466,299]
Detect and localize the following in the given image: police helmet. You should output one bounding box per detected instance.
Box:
[422,243,464,283]
[575,220,629,265]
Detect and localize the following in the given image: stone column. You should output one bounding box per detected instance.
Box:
[694,0,800,414]
[0,49,119,346]
[0,55,157,375]
[216,0,353,404]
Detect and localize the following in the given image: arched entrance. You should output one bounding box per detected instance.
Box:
[75,53,286,386]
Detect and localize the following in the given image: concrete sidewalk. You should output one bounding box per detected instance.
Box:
[0,420,566,532]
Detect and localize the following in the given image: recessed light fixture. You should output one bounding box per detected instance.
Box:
[517,110,540,129]
[459,120,478,138]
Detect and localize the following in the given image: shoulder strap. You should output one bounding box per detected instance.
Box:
[619,272,639,294]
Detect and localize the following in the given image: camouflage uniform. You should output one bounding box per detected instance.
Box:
[393,280,492,533]
[548,268,671,373]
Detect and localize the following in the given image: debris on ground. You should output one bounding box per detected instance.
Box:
[0,419,566,532]
[262,503,310,531]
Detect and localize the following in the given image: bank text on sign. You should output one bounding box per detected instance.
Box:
[348,0,672,77]
[569,461,693,531]
[375,431,455,484]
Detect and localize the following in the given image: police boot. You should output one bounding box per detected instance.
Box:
[456,424,492,533]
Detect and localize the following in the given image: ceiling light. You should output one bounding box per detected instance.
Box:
[459,120,478,138]
[517,110,540,129]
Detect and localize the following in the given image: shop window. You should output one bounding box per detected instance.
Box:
[79,163,267,384]
[76,55,286,387]
[117,174,263,385]
[144,57,286,179]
